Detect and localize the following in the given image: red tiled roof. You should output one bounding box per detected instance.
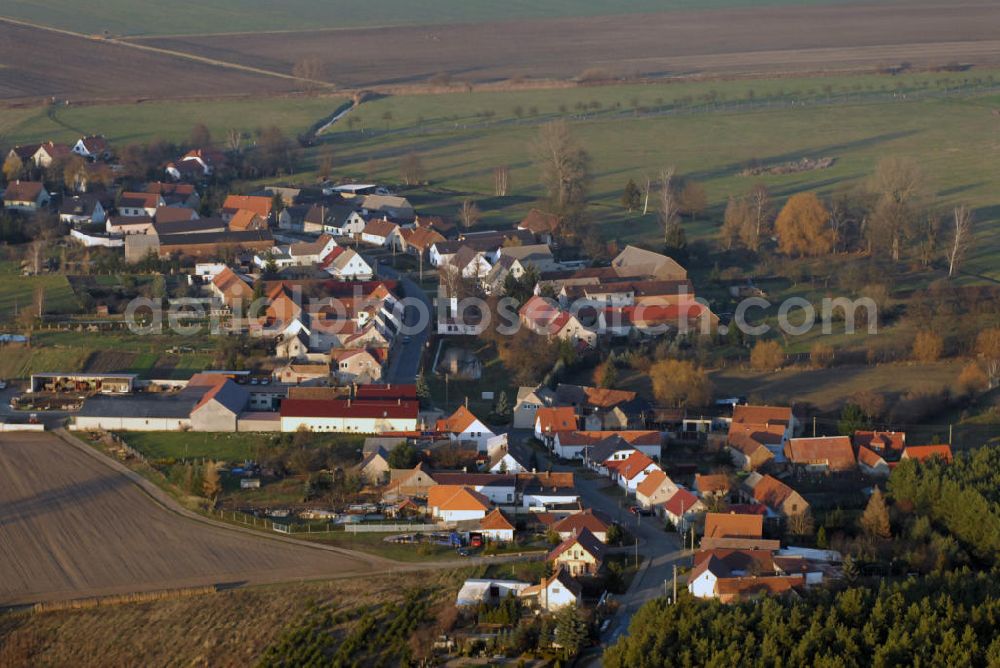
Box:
[428,485,491,512]
[535,407,577,433]
[855,430,906,452]
[704,512,763,539]
[662,488,701,517]
[636,469,670,498]
[551,508,611,537]
[902,444,953,463]
[480,508,515,531]
[518,209,560,234]
[732,405,793,427]
[749,474,796,510]
[436,405,484,434]
[695,473,731,494]
[857,445,887,469]
[784,436,856,471]
[223,195,272,217]
[616,451,656,481]
[355,384,416,401]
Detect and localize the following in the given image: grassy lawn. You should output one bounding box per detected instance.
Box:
[0,344,91,379]
[3,96,347,147]
[5,0,854,36]
[0,275,81,322]
[118,431,275,461]
[427,339,515,416]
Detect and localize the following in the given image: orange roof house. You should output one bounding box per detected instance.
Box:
[784,436,856,472]
[901,444,953,464]
[551,508,612,542]
[228,209,267,231]
[715,575,805,603]
[222,194,273,219]
[732,405,794,428]
[427,485,491,520]
[857,446,891,477]
[855,430,906,454]
[547,527,605,577]
[518,209,561,237]
[479,508,516,541]
[744,473,809,518]
[695,473,731,497]
[534,406,578,435]
[703,512,764,540]
[436,405,483,433]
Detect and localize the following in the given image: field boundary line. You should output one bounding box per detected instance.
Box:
[0,16,331,90]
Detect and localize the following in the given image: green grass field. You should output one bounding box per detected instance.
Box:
[2,96,346,147]
[317,71,1000,280]
[2,0,872,36]
[119,431,274,460]
[0,275,81,321]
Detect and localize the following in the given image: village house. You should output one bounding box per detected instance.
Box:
[741,472,811,519]
[58,194,107,225]
[551,509,613,543]
[608,451,661,493]
[3,181,50,212]
[360,218,401,248]
[331,349,383,384]
[72,135,110,161]
[726,423,782,470]
[272,362,330,386]
[547,527,605,577]
[854,430,906,456]
[427,485,492,522]
[432,472,516,506]
[513,385,556,430]
[155,206,199,225]
[701,512,780,551]
[384,463,437,501]
[187,375,250,432]
[210,267,254,310]
[519,295,598,349]
[320,247,374,281]
[119,192,164,218]
[436,405,495,452]
[359,194,415,222]
[518,472,578,510]
[534,406,578,448]
[689,549,809,602]
[661,488,704,530]
[517,209,561,245]
[857,446,891,477]
[636,469,680,510]
[901,444,953,463]
[355,449,391,484]
[732,404,800,446]
[784,436,857,472]
[554,384,648,431]
[398,226,446,258]
[694,473,732,499]
[479,508,516,543]
[228,209,267,232]
[146,182,201,209]
[166,148,225,180]
[32,141,73,168]
[487,442,532,474]
[519,569,581,611]
[222,194,273,222]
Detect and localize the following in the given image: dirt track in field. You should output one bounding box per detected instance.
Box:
[0,432,377,606]
[138,2,1000,88]
[0,20,302,103]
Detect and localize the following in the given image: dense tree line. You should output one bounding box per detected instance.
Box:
[605,570,1000,667]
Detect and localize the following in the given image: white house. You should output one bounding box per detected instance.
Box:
[3,181,50,212]
[360,218,401,248]
[513,385,555,430]
[436,405,495,452]
[428,485,491,523]
[322,247,374,281]
[72,136,110,161]
[610,452,661,494]
[58,195,106,225]
[520,569,581,611]
[479,509,516,543]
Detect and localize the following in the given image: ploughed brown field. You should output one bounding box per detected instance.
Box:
[138,2,1000,87]
[0,432,373,606]
[0,21,300,103]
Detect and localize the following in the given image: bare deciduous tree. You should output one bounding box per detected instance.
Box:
[746,183,773,250]
[458,199,481,229]
[493,165,510,196]
[867,156,928,262]
[226,128,244,154]
[946,205,973,278]
[657,167,681,245]
[533,121,589,214]
[400,152,425,185]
